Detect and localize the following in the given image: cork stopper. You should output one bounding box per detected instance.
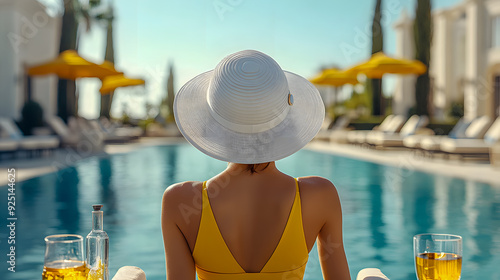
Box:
[93,204,103,211]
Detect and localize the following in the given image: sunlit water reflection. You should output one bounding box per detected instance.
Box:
[1,144,499,280]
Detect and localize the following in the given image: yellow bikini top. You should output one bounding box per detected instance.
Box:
[192,179,309,280]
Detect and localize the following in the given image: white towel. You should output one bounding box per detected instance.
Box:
[112,266,147,280]
[356,268,390,280]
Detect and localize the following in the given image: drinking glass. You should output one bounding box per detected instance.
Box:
[42,234,88,280]
[414,233,462,280]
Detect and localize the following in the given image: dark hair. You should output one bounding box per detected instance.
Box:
[245,163,271,174]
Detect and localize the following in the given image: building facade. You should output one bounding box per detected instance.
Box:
[0,0,60,120]
[393,0,500,121]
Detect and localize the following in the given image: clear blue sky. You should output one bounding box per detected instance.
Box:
[72,0,461,119]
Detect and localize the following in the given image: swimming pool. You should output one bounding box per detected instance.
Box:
[1,144,499,280]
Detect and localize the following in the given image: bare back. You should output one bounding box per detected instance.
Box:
[161,163,350,279]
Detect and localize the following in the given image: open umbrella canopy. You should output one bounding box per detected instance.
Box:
[310,68,359,86]
[100,60,123,74]
[99,74,145,94]
[28,50,121,80]
[346,52,427,79]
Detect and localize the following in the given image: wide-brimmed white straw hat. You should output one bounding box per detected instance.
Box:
[174,50,324,164]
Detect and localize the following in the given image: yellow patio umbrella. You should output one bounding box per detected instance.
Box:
[99,74,145,94]
[346,52,427,78]
[310,68,358,106]
[28,50,121,80]
[100,60,123,74]
[310,68,359,86]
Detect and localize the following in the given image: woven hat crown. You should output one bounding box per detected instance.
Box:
[207,50,291,133]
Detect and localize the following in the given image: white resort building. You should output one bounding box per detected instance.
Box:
[0,0,60,120]
[393,0,500,121]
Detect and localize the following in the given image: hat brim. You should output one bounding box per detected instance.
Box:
[174,70,325,164]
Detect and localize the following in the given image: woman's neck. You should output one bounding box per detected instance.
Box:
[226,162,277,174]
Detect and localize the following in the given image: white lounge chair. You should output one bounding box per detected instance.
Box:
[47,116,81,147]
[315,116,351,143]
[0,118,59,155]
[366,115,428,147]
[419,115,491,152]
[403,117,470,149]
[0,127,19,156]
[439,117,500,158]
[0,139,19,158]
[99,117,143,138]
[347,115,405,144]
[88,119,138,144]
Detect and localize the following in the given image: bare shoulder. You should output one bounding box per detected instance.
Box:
[163,181,202,201]
[297,176,339,198]
[296,176,343,245]
[297,176,341,211]
[162,181,203,220]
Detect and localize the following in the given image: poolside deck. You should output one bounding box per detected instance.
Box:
[307,141,500,186]
[0,137,184,186]
[1,137,499,186]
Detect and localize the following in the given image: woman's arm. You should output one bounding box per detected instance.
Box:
[317,181,351,280]
[161,184,196,280]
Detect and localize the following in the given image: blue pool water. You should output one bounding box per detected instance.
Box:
[1,144,500,280]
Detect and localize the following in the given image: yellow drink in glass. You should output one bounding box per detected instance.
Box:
[42,260,88,280]
[414,234,462,280]
[415,252,462,280]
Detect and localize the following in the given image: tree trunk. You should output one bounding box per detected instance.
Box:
[371,0,384,116]
[415,72,430,115]
[57,0,79,122]
[101,13,115,119]
[371,79,383,116]
[414,0,432,117]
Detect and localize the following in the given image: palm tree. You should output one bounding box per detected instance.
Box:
[370,0,384,116]
[57,0,79,122]
[414,0,432,116]
[99,6,116,119]
[56,0,104,122]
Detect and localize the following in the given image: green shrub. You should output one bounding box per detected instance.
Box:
[448,102,464,119]
[20,101,44,135]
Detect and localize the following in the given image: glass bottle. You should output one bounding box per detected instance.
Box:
[86,205,109,280]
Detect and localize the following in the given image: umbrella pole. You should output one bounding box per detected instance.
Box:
[107,92,114,118]
[56,79,78,122]
[379,79,385,115]
[74,83,79,117]
[371,78,384,116]
[100,91,113,119]
[334,87,338,105]
[57,79,68,122]
[66,80,76,119]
